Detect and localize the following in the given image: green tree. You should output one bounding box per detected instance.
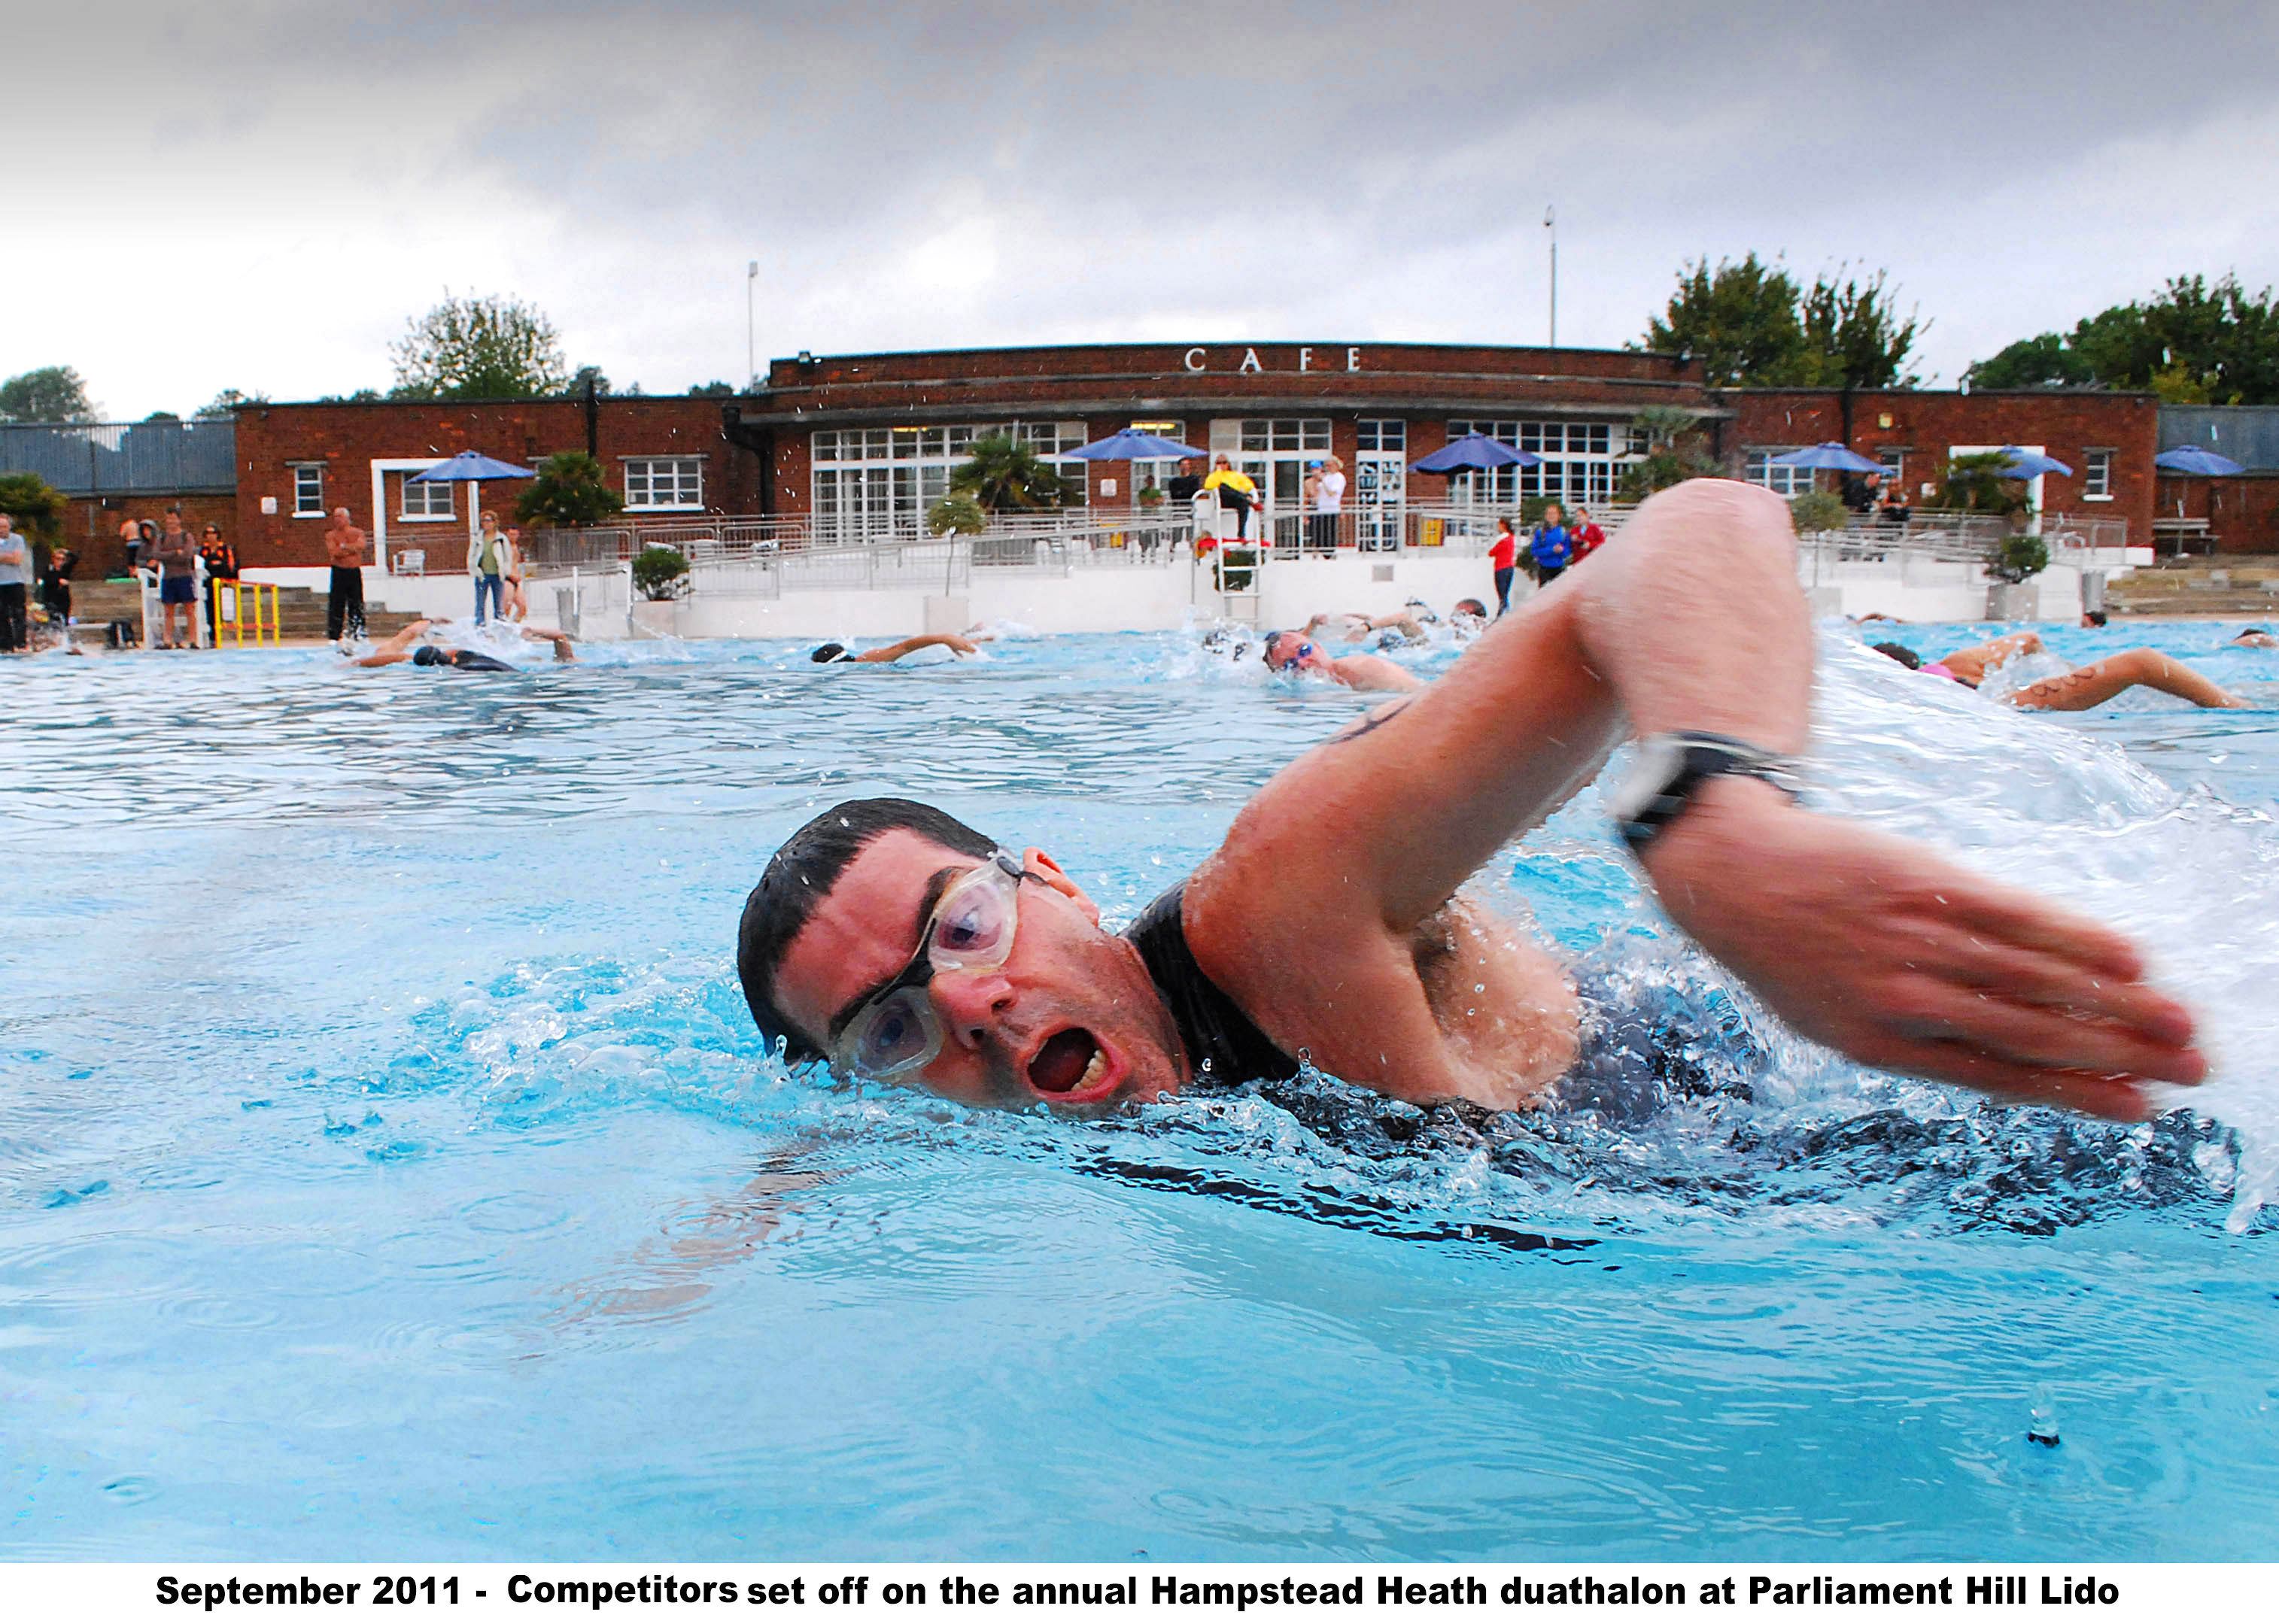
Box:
[1796,268,1925,388]
[928,492,989,535]
[631,545,690,601]
[1642,257,1923,387]
[1933,451,2031,516]
[570,364,611,397]
[948,433,1077,511]
[1643,253,1806,385]
[0,471,67,571]
[0,366,96,423]
[1788,490,1851,536]
[1964,274,2279,402]
[687,381,735,397]
[390,293,570,400]
[197,388,269,417]
[318,388,384,403]
[512,451,624,530]
[1615,407,1717,500]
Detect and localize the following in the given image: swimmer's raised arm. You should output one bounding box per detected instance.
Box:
[518,625,579,663]
[1188,479,2202,1119]
[852,633,980,663]
[349,618,434,668]
[1937,630,2042,686]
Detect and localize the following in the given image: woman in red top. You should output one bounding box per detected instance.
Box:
[1487,516,1518,616]
[1569,506,1608,560]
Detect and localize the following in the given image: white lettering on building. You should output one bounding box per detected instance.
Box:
[1184,348,1207,372]
[1240,348,1263,373]
[1299,347,1314,372]
[1347,346,1362,372]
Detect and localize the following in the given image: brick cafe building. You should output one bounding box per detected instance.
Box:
[29,343,2174,576]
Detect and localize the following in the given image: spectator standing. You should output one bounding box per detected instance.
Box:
[117,517,144,574]
[1165,459,1202,507]
[469,510,509,624]
[1488,516,1519,616]
[1530,502,1574,587]
[136,519,161,576]
[1302,463,1323,551]
[1569,506,1608,562]
[150,506,199,648]
[199,523,239,645]
[501,526,529,622]
[323,506,368,642]
[1313,454,1346,551]
[0,514,29,654]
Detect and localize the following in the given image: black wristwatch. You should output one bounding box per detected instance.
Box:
[1606,732,1802,854]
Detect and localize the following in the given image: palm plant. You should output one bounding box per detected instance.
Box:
[948,434,1077,512]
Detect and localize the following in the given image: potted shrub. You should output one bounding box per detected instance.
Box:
[630,543,688,636]
[1986,532,2049,621]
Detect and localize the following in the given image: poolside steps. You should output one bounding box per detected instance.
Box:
[2106,557,2279,618]
[61,581,422,643]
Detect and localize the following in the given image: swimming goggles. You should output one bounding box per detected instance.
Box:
[832,851,1041,1080]
[1269,639,1314,672]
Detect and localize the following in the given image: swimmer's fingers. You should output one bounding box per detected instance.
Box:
[1908,884,2149,984]
[1897,919,2195,1048]
[1876,974,2204,1090]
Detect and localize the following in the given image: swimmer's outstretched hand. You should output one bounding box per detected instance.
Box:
[1642,777,2205,1120]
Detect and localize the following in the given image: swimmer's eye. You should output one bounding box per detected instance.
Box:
[931,884,1012,959]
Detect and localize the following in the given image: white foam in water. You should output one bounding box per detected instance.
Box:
[1808,633,2279,1228]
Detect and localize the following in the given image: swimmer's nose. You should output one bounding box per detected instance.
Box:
[929,968,1015,1051]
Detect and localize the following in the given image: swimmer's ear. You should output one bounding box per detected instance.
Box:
[1020,848,1100,926]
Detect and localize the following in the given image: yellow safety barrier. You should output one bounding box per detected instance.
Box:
[1420,518,1445,548]
[214,580,281,647]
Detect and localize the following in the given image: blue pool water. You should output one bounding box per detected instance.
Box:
[3,618,2277,1561]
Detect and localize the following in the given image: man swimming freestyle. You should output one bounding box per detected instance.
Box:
[739,481,2205,1123]
[810,633,986,664]
[1260,630,1424,693]
[351,618,577,669]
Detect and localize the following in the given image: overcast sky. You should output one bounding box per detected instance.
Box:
[13,1,2279,420]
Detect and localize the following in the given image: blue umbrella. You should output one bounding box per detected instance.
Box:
[1410,432,1542,473]
[1767,442,1885,473]
[1065,429,1210,461]
[1995,447,2072,479]
[2155,444,2246,476]
[408,450,538,482]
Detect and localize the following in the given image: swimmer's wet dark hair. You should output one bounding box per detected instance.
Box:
[737,797,997,1064]
[810,642,846,663]
[2083,609,2108,627]
[1259,631,1285,666]
[1872,642,1922,669]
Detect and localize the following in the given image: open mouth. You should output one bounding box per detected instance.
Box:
[1026,1027,1114,1099]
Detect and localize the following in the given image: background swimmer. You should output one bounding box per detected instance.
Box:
[1874,632,2244,710]
[810,632,987,664]
[1260,630,1423,693]
[351,619,576,669]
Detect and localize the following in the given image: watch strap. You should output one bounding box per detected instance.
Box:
[1614,732,1800,854]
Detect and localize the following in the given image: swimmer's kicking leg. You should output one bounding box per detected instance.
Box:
[1190,479,2204,1119]
[2007,646,2245,711]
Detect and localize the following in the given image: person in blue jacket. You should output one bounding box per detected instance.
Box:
[1530,503,1574,585]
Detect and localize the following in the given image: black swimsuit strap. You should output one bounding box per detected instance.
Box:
[1121,881,1299,1086]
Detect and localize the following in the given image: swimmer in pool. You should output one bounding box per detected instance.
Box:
[1260,630,1424,693]
[1873,632,2244,709]
[1305,608,1430,648]
[2231,626,2276,648]
[810,633,986,664]
[737,480,2204,1125]
[351,618,576,669]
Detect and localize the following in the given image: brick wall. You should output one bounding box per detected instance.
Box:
[2157,472,2279,554]
[56,493,237,578]
[1730,389,2159,545]
[232,397,761,568]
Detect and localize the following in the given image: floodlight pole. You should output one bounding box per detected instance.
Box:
[746,261,758,390]
[1543,205,1557,349]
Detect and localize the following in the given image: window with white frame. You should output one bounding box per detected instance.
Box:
[292,463,325,517]
[1237,418,1331,454]
[1745,451,1819,498]
[625,457,704,509]
[1353,420,1408,545]
[810,420,1088,539]
[2083,448,2114,499]
[1446,418,1635,507]
[400,471,455,519]
[1876,448,1906,488]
